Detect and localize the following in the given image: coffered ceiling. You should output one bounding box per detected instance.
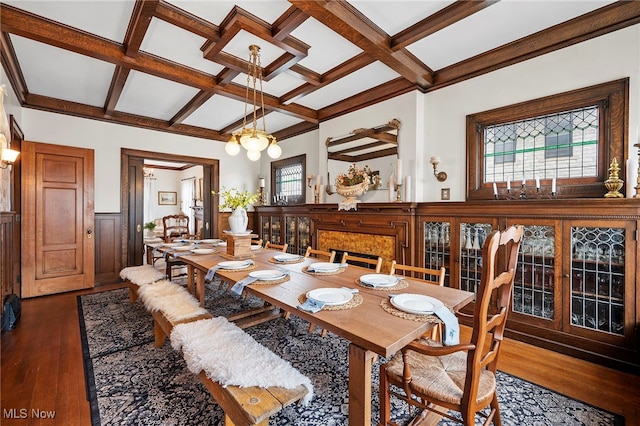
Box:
[1,1,639,148]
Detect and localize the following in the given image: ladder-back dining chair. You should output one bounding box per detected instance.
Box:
[341,252,382,273]
[162,213,193,242]
[265,241,288,252]
[379,225,523,426]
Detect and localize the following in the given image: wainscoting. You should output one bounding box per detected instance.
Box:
[94,213,122,284]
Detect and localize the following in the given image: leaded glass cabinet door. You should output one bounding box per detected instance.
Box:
[259,215,271,244]
[284,215,310,255]
[458,220,496,294]
[423,220,452,286]
[564,220,634,347]
[507,219,561,329]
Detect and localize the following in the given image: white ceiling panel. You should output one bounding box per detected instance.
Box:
[224,30,284,67]
[141,18,224,75]
[117,71,200,120]
[350,0,455,36]
[291,18,363,74]
[182,94,246,129]
[10,35,115,107]
[172,0,291,26]
[296,62,400,110]
[407,0,617,70]
[3,0,133,42]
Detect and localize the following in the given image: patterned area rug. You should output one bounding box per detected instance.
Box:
[78,285,622,426]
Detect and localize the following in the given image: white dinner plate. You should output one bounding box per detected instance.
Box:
[274,253,301,262]
[200,239,223,244]
[308,262,339,272]
[390,294,444,315]
[251,244,262,250]
[359,274,398,287]
[173,245,195,251]
[218,260,252,269]
[218,241,227,247]
[306,288,354,306]
[249,270,287,281]
[191,248,215,255]
[162,242,180,247]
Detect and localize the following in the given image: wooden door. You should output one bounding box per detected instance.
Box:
[21,142,94,297]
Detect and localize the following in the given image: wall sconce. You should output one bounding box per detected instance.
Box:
[0,148,19,169]
[429,156,447,182]
[306,174,315,188]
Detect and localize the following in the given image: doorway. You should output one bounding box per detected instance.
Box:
[120,148,219,267]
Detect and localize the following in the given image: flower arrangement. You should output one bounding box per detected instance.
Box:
[335,162,372,188]
[213,187,259,210]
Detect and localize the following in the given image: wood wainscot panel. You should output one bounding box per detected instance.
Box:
[94,213,122,284]
[1,212,18,315]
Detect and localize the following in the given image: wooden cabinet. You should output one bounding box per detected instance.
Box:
[255,206,310,255]
[417,200,639,373]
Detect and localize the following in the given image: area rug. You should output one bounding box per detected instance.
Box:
[78,286,623,426]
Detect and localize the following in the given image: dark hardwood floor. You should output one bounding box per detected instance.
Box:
[1,283,638,425]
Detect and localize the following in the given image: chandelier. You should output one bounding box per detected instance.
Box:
[225,45,281,161]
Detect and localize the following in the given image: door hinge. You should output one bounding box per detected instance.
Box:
[15,214,20,223]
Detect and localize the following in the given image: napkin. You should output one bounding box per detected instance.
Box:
[205,265,221,282]
[230,276,258,295]
[433,305,460,346]
[297,298,326,313]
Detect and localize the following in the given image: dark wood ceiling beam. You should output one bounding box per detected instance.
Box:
[287,64,321,86]
[216,68,240,86]
[25,93,229,141]
[433,1,640,88]
[290,0,433,87]
[391,0,499,51]
[0,5,218,91]
[280,52,374,104]
[273,120,318,141]
[155,0,220,40]
[263,52,301,81]
[318,77,415,122]
[272,6,309,41]
[169,90,215,126]
[123,0,158,57]
[0,32,27,104]
[104,66,131,114]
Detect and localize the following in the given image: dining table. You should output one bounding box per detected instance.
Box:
[166,244,475,426]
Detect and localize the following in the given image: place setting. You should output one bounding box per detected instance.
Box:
[229,269,291,295]
[297,287,362,313]
[355,273,409,291]
[269,253,305,264]
[380,293,460,345]
[302,262,349,275]
[205,259,256,282]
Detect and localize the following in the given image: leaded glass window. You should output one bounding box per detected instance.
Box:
[271,154,306,205]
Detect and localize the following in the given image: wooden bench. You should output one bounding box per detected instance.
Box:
[170,318,312,426]
[198,371,308,426]
[119,265,165,303]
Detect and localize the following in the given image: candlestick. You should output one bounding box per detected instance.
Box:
[634,142,640,198]
[535,176,540,189]
[395,159,402,185]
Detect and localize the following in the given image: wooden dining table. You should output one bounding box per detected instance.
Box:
[171,246,474,426]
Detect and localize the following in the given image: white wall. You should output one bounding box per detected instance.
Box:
[0,68,23,211]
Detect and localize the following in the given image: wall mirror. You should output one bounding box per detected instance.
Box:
[326,118,400,190]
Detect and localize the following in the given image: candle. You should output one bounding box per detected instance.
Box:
[492,182,498,195]
[388,174,395,202]
[507,179,511,191]
[395,159,403,184]
[316,175,321,188]
[551,177,556,193]
[258,177,265,188]
[535,176,540,189]
[318,185,324,203]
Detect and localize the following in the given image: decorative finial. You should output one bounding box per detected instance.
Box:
[604,157,624,198]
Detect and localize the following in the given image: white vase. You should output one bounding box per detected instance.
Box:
[228,207,248,233]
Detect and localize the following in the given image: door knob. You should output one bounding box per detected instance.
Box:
[87,228,93,239]
[136,224,141,233]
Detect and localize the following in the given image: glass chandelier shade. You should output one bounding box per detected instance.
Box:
[225,45,281,162]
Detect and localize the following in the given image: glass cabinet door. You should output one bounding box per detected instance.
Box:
[511,222,559,324]
[569,224,626,338]
[459,221,494,294]
[423,220,451,286]
[259,215,271,243]
[284,215,310,255]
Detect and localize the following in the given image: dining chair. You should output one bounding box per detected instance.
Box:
[304,247,336,263]
[304,246,337,336]
[341,252,382,273]
[379,225,523,426]
[265,241,288,252]
[162,213,193,242]
[390,261,446,340]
